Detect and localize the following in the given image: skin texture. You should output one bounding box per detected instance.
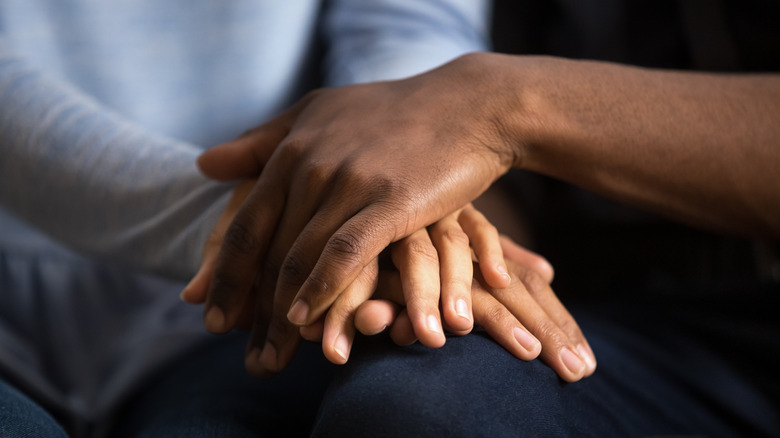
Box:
[182,181,595,382]
[352,236,595,382]
[496,54,780,238]
[194,51,778,378]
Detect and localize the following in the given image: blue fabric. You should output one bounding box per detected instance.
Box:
[110,335,336,438]
[0,2,489,435]
[312,287,780,437]
[0,379,68,438]
[0,241,214,436]
[102,283,780,437]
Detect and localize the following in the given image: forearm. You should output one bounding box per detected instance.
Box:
[489,54,780,238]
[0,41,231,279]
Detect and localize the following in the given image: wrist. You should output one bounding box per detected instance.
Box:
[450,53,569,173]
[440,52,527,175]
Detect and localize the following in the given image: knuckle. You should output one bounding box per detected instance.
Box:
[517,268,547,296]
[336,163,401,202]
[557,317,582,342]
[210,271,242,296]
[476,221,499,239]
[533,319,563,345]
[303,161,332,191]
[404,239,439,265]
[327,231,363,261]
[303,272,332,297]
[278,137,308,165]
[438,227,470,249]
[223,221,260,255]
[262,256,282,282]
[483,303,508,328]
[278,251,310,286]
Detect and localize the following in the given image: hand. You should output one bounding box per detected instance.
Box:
[182,180,512,372]
[354,236,597,383]
[292,204,511,365]
[195,55,518,372]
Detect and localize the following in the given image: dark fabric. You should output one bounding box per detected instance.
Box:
[0,378,69,438]
[491,0,780,71]
[312,282,780,437]
[484,2,780,436]
[109,334,337,438]
[489,0,780,298]
[97,280,779,438]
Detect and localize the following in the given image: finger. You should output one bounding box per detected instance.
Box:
[354,267,405,335]
[182,179,255,304]
[499,235,555,283]
[285,202,396,326]
[428,215,474,334]
[234,287,258,331]
[389,309,417,347]
[243,170,334,374]
[508,262,596,376]
[471,284,542,362]
[300,317,325,342]
[483,268,589,382]
[203,173,286,334]
[321,260,378,364]
[245,261,302,377]
[244,263,278,378]
[391,229,445,348]
[354,299,400,336]
[458,204,511,289]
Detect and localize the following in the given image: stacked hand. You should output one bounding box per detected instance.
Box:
[182,55,596,381]
[183,179,596,382]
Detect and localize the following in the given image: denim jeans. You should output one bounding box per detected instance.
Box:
[0,379,68,438]
[6,282,779,437]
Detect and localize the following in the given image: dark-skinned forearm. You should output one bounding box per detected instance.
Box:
[482,53,780,238]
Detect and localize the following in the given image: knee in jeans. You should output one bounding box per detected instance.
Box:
[0,380,68,438]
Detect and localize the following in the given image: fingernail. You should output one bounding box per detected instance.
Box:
[577,343,597,372]
[205,306,225,332]
[258,343,277,370]
[179,289,188,302]
[560,346,586,375]
[334,334,350,362]
[497,264,511,282]
[426,314,443,334]
[513,327,540,352]
[287,300,309,325]
[455,299,470,320]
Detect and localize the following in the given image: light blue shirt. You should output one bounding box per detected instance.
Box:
[0,1,489,435]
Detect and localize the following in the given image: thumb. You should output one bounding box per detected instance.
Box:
[197,122,288,181]
[197,91,318,181]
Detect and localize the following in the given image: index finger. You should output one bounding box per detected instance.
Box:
[285,203,399,326]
